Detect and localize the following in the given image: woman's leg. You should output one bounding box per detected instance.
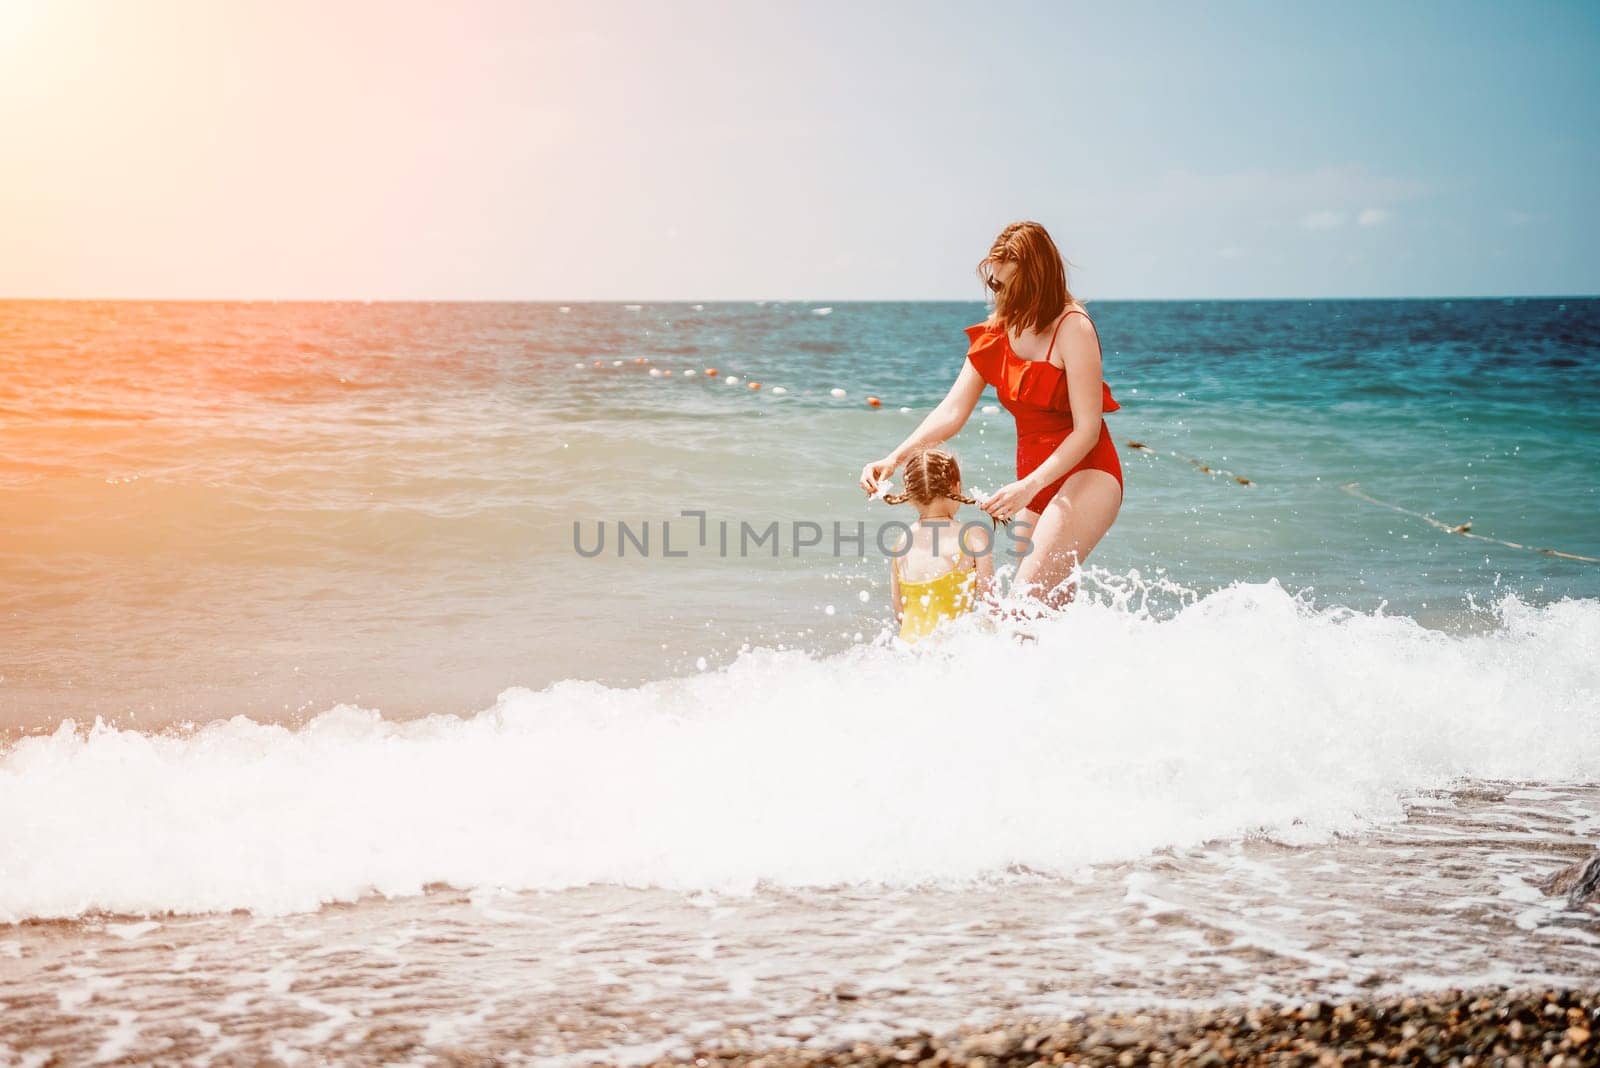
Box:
[1011,469,1122,606]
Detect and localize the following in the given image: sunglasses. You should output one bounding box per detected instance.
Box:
[984,273,1004,293]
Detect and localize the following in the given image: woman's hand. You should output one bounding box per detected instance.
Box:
[859,456,896,496]
[980,477,1037,523]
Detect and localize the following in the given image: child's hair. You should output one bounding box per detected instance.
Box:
[883,448,977,508]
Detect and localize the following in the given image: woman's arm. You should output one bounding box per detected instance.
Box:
[860,360,987,494]
[979,316,1104,520]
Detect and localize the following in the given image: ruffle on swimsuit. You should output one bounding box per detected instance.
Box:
[963,311,1124,514]
[962,315,1121,420]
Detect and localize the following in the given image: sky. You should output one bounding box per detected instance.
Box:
[1,0,1597,301]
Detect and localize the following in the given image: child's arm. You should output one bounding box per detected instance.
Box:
[888,540,904,625]
[967,524,996,602]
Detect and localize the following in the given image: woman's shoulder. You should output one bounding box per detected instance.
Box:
[1057,304,1101,352]
[963,317,1006,380]
[1064,301,1098,326]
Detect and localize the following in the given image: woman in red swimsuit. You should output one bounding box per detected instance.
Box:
[859,221,1123,605]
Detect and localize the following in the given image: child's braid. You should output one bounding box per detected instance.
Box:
[882,448,974,507]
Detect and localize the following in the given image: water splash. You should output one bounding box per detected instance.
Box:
[3,580,1596,921]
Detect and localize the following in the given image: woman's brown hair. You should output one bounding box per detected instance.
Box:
[978,220,1075,335]
[883,448,977,508]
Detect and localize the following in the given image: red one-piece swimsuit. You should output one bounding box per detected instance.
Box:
[963,309,1124,515]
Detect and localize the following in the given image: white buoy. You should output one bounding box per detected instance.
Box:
[813,307,833,316]
[559,306,571,313]
[692,304,704,311]
[573,361,584,369]
[649,368,663,377]
[770,386,788,396]
[981,404,1000,415]
[684,369,697,377]
[613,360,624,367]
[830,387,847,399]
[726,376,741,385]
[899,406,911,413]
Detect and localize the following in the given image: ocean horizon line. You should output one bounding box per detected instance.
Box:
[2,293,1597,306]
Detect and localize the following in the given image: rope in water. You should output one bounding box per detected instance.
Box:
[1121,439,1595,563]
[593,360,1264,486]
[1125,440,1254,486]
[586,362,1593,563]
[1340,482,1600,564]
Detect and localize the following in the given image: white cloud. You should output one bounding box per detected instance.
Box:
[1357,208,1390,227]
[1061,165,1433,297]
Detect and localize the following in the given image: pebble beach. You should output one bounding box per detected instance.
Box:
[651,988,1599,1068]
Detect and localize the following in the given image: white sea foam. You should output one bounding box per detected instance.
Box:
[2,583,1596,921]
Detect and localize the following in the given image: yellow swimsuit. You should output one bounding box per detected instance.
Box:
[895,555,978,642]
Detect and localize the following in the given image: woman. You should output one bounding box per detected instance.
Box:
[859,221,1123,605]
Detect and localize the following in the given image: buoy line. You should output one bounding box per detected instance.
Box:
[581,363,1282,497]
[1125,441,1255,486]
[1340,482,1600,564]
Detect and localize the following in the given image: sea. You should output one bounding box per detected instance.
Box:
[1,298,1597,1064]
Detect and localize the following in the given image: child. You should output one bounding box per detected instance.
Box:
[882,448,994,642]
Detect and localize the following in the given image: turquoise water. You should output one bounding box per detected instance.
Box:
[1,298,1596,730]
[4,300,1600,1064]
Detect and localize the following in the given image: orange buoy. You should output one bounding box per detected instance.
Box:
[633,357,648,365]
[705,368,719,377]
[592,360,604,368]
[866,396,882,408]
[748,381,761,390]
